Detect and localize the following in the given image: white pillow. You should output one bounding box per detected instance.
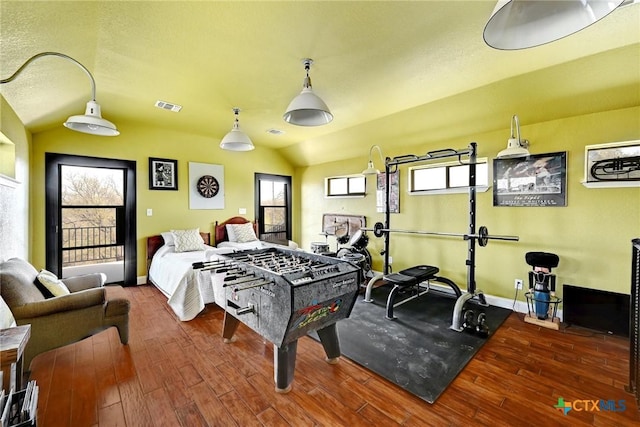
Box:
[0,296,16,329]
[37,269,71,297]
[161,231,175,246]
[171,228,205,252]
[225,224,238,242]
[228,223,258,243]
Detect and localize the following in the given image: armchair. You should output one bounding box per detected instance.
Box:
[0,258,130,369]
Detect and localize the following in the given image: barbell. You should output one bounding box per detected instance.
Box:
[363,222,518,247]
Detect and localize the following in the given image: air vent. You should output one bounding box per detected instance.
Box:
[266,128,285,135]
[154,100,182,112]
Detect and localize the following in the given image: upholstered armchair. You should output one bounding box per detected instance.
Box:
[0,258,130,369]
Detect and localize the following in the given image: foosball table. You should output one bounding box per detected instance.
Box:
[195,246,360,392]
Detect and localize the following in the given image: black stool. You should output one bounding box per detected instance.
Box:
[385,265,439,319]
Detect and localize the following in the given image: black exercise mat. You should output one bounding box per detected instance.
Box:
[310,286,511,403]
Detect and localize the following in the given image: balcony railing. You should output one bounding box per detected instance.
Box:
[62,225,123,266]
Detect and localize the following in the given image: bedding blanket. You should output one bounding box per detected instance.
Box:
[148,245,231,321]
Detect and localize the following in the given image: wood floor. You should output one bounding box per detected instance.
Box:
[27,284,639,426]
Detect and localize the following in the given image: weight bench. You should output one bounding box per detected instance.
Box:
[383,265,462,320]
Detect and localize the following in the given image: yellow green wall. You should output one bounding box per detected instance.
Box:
[298,107,640,303]
[30,120,294,277]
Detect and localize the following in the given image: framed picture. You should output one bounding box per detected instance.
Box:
[377,171,400,213]
[493,152,567,207]
[149,157,178,190]
[584,140,640,184]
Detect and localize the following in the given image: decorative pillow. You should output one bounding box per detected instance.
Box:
[36,269,71,297]
[0,296,16,329]
[228,223,258,243]
[225,224,238,242]
[161,231,175,246]
[171,228,204,252]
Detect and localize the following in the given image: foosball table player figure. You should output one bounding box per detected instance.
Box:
[525,251,560,320]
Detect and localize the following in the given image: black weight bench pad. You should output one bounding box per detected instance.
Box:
[384,272,417,287]
[385,265,440,319]
[400,265,439,282]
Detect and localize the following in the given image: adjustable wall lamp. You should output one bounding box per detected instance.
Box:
[0,51,119,136]
[362,145,385,175]
[497,115,530,158]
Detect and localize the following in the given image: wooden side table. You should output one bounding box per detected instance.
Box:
[0,324,31,393]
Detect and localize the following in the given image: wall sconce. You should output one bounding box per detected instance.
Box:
[283,58,333,126]
[219,107,254,151]
[497,115,530,158]
[362,145,384,175]
[483,0,626,50]
[0,51,119,136]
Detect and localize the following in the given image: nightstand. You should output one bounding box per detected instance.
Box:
[0,324,31,393]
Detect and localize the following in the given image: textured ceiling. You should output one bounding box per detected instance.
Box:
[1,1,639,167]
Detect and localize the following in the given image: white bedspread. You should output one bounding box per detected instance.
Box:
[148,245,232,321]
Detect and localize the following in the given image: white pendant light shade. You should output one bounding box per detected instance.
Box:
[220,108,254,151]
[497,115,530,158]
[483,0,625,50]
[64,100,119,136]
[283,59,333,126]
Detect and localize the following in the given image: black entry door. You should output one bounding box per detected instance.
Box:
[45,153,137,285]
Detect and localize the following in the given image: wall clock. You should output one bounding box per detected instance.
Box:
[196,175,219,198]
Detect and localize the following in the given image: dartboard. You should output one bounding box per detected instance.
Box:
[196,175,219,198]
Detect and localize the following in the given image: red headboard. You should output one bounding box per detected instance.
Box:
[214,217,258,245]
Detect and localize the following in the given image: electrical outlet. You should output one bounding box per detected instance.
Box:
[515,278,523,290]
[388,256,393,264]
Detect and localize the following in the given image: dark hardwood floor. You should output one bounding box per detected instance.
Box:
[27,284,639,426]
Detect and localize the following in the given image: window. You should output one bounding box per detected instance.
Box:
[409,159,489,194]
[325,175,366,197]
[255,173,292,244]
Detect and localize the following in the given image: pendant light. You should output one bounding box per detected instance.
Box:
[283,58,333,126]
[219,108,254,151]
[497,115,530,158]
[483,0,625,50]
[0,51,119,136]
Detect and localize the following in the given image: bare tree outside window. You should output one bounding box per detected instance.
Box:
[61,166,124,266]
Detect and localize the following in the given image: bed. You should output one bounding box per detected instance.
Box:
[147,218,282,321]
[214,216,263,250]
[147,230,232,321]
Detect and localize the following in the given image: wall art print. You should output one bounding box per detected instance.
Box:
[149,157,178,190]
[493,151,567,207]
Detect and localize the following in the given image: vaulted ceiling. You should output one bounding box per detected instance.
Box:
[1,1,639,167]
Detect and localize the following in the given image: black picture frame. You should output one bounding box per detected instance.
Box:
[493,151,567,207]
[149,157,178,190]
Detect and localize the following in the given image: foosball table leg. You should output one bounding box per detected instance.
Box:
[274,340,298,393]
[316,323,341,364]
[222,311,240,343]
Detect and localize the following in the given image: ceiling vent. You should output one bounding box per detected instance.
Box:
[155,100,182,112]
[266,128,285,135]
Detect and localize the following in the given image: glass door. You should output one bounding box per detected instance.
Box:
[60,165,125,282]
[255,173,292,245]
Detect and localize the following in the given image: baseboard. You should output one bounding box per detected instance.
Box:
[425,282,563,321]
[482,291,563,322]
[137,276,147,285]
